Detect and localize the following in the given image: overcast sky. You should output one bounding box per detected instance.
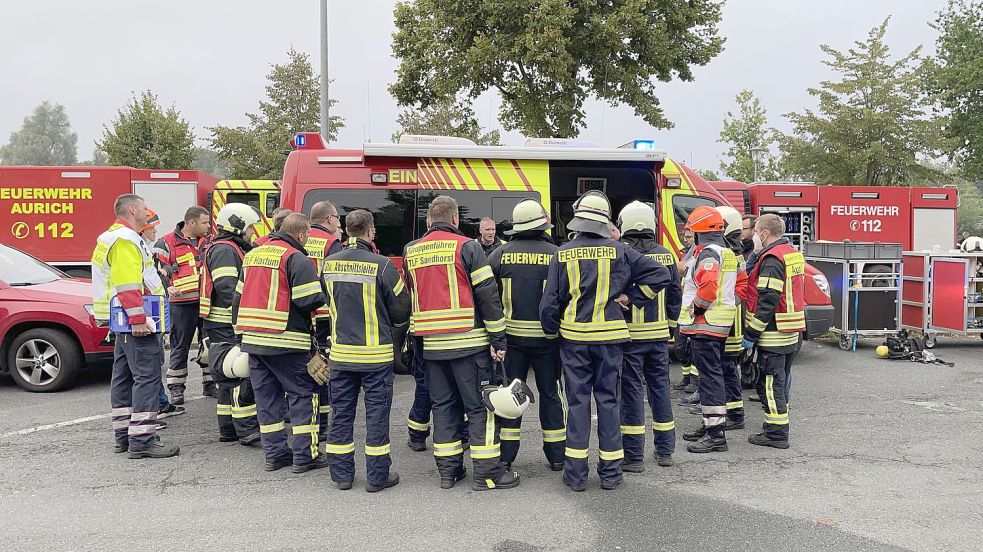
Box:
[1,0,950,172]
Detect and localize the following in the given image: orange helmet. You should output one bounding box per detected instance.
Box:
[685,206,725,233]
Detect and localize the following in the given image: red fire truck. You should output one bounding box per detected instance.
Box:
[710,181,959,250]
[279,133,836,339]
[0,166,280,276]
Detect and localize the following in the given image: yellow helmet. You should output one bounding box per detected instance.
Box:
[715,205,743,236]
[216,203,263,235]
[506,198,552,235]
[618,201,657,234]
[567,190,612,237]
[876,345,890,358]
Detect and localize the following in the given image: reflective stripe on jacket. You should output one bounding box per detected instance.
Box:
[746,240,806,349]
[200,239,244,324]
[321,237,410,370]
[91,221,156,324]
[234,235,326,353]
[679,243,738,338]
[159,225,202,302]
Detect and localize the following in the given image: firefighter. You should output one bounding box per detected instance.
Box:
[321,210,410,492]
[306,201,344,446]
[200,203,263,446]
[678,206,738,454]
[540,191,671,491]
[476,217,505,256]
[487,198,565,472]
[715,206,750,432]
[234,214,327,472]
[92,194,178,459]
[157,206,215,404]
[616,201,681,470]
[403,195,517,491]
[743,213,805,449]
[674,227,699,396]
[254,208,293,247]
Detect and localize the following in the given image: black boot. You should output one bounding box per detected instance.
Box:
[473,469,520,491]
[684,376,699,394]
[671,375,691,391]
[202,383,218,398]
[656,454,674,467]
[264,453,292,472]
[127,441,180,459]
[724,419,745,431]
[686,435,728,454]
[292,455,330,474]
[622,459,645,473]
[407,439,427,452]
[682,426,707,442]
[366,472,400,493]
[169,387,185,405]
[748,433,790,449]
[440,468,467,489]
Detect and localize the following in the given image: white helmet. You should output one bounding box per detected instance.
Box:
[567,190,612,238]
[195,336,211,366]
[618,201,657,234]
[505,198,553,235]
[715,205,743,236]
[961,236,983,253]
[221,345,250,379]
[482,378,535,419]
[216,203,263,235]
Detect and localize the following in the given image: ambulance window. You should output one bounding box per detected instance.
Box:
[417,191,540,239]
[672,195,719,237]
[301,189,415,257]
[265,194,280,217]
[225,192,261,212]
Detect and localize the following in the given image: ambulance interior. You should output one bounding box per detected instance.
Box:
[548,161,659,242]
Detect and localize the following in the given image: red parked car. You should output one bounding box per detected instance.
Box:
[0,243,112,392]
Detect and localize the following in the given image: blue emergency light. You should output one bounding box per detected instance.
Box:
[618,139,658,150]
[295,133,307,148]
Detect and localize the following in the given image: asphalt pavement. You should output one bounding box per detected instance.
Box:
[1,337,981,551]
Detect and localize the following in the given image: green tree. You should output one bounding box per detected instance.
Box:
[80,146,108,166]
[0,101,78,165]
[717,89,783,182]
[99,91,195,169]
[191,147,230,178]
[210,48,344,179]
[696,168,721,181]
[392,97,501,145]
[780,19,944,186]
[390,0,725,137]
[926,0,983,179]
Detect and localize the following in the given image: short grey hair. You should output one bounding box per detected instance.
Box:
[114,194,144,216]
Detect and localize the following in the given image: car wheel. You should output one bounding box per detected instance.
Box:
[7,328,82,392]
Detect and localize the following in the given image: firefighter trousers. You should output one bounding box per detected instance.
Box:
[407,336,468,446]
[250,352,320,465]
[407,336,432,443]
[691,335,727,438]
[315,318,333,445]
[165,302,211,391]
[621,340,675,459]
[427,352,503,483]
[756,349,792,440]
[327,365,394,487]
[560,342,623,487]
[110,333,164,450]
[205,326,259,440]
[722,355,745,424]
[500,343,566,466]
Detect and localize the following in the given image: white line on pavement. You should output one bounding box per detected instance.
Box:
[0,395,206,439]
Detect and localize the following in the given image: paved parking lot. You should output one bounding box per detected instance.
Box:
[2,338,981,551]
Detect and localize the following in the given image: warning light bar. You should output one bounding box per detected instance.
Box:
[619,139,657,150]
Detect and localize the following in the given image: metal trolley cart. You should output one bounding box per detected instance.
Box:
[901,251,983,347]
[804,242,903,351]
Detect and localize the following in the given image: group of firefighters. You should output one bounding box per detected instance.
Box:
[93,186,804,492]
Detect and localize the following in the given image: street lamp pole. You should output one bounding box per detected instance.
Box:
[750,147,766,183]
[319,0,329,142]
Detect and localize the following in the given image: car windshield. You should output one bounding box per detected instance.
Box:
[0,244,65,285]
